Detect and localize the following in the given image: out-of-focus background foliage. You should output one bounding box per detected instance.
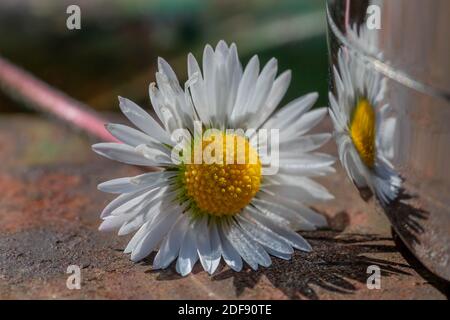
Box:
[0,0,328,114]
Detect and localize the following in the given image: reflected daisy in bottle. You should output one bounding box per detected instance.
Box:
[93,41,335,276]
[329,26,401,205]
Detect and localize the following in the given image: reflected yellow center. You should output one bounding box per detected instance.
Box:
[350,98,376,168]
[184,133,261,216]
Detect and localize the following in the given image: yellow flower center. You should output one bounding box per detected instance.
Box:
[349,98,376,168]
[184,133,262,217]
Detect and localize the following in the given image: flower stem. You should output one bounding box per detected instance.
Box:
[0,55,117,142]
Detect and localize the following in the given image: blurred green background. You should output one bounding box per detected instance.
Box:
[0,0,328,114]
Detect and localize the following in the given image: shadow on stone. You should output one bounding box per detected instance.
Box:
[382,189,429,247]
[212,231,411,299]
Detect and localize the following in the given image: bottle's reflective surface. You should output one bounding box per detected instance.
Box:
[327,0,450,280]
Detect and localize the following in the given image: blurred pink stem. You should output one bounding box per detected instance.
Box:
[345,0,350,31]
[0,55,117,142]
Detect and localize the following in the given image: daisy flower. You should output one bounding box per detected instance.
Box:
[93,41,335,276]
[329,26,401,206]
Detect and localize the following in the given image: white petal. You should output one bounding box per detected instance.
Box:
[193,216,222,274]
[262,182,333,204]
[263,92,318,130]
[378,117,396,160]
[329,92,348,130]
[252,197,318,230]
[118,96,173,145]
[187,53,209,125]
[98,171,173,194]
[224,43,243,119]
[230,55,260,126]
[111,187,169,217]
[337,50,355,106]
[332,65,345,104]
[117,213,149,236]
[247,206,312,252]
[135,144,172,165]
[202,44,217,124]
[207,222,222,274]
[213,63,229,128]
[124,220,150,254]
[256,192,328,228]
[218,224,243,272]
[250,199,293,227]
[224,219,271,270]
[237,214,293,254]
[92,143,157,166]
[176,223,199,276]
[264,247,291,260]
[277,133,331,153]
[98,177,140,194]
[194,217,212,272]
[118,188,176,236]
[130,171,176,186]
[277,163,336,177]
[100,188,155,218]
[105,123,154,147]
[153,215,190,269]
[215,40,229,61]
[243,58,278,125]
[346,142,370,188]
[250,70,291,129]
[130,205,181,262]
[154,66,192,131]
[277,152,336,176]
[99,214,131,232]
[281,108,328,139]
[373,159,401,205]
[265,175,334,201]
[148,83,178,132]
[158,57,180,86]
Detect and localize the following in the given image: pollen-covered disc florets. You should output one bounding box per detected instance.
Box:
[349,98,375,168]
[183,133,261,216]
